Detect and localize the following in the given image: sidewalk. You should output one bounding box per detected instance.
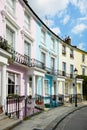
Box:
[11,101,87,130]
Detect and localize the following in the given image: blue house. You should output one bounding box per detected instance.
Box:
[34,18,60,107]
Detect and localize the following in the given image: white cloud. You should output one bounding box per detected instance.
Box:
[51,27,61,35]
[77,42,86,50]
[77,16,87,22]
[44,18,54,27]
[70,0,87,15]
[29,0,69,17]
[62,15,70,24]
[72,23,87,34]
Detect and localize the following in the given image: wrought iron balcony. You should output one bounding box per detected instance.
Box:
[46,67,58,76]
[58,70,74,78]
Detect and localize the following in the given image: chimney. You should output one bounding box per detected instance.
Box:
[64,36,71,44]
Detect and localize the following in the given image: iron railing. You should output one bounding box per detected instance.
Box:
[0,36,75,78]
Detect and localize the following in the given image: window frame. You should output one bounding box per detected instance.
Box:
[51,38,55,51]
[7,72,20,95]
[70,48,74,58]
[41,29,46,45]
[62,45,66,55]
[82,54,85,62]
[6,0,16,14]
[24,12,31,32]
[6,25,15,48]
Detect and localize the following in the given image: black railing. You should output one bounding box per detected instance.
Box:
[0,36,75,78]
[46,67,58,76]
[58,70,74,78]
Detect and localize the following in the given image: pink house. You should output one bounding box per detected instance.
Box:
[0,0,37,119]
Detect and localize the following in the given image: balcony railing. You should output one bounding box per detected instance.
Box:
[45,67,58,76]
[58,70,74,78]
[0,36,75,78]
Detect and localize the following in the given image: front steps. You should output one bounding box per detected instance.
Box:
[0,113,22,130]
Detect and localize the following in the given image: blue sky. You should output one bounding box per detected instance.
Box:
[28,0,87,51]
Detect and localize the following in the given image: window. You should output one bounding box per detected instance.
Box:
[6,0,15,14]
[41,52,46,64]
[70,49,74,58]
[82,54,85,62]
[65,83,68,95]
[7,72,20,95]
[51,38,55,50]
[82,68,85,75]
[44,80,49,95]
[6,26,15,47]
[24,12,31,31]
[62,45,66,55]
[51,57,55,70]
[41,30,46,44]
[62,62,66,76]
[24,41,31,57]
[70,64,73,78]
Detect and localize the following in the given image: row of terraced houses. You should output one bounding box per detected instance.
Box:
[0,0,87,119]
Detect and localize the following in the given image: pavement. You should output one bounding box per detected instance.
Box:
[1,101,87,130]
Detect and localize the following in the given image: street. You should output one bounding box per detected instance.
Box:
[55,106,87,130]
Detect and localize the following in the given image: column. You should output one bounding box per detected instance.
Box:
[80,82,83,100]
[26,74,29,97]
[62,81,65,102]
[42,77,45,97]
[32,75,35,98]
[1,64,7,112]
[56,81,58,101]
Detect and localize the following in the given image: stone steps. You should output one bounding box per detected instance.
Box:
[0,113,22,130]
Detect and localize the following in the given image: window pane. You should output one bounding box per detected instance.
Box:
[51,57,55,69]
[51,38,55,50]
[6,26,14,47]
[7,0,15,13]
[7,72,20,95]
[24,41,30,56]
[24,13,30,30]
[41,30,45,44]
[41,52,45,63]
[44,80,49,95]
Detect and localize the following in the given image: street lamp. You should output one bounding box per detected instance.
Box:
[74,68,78,107]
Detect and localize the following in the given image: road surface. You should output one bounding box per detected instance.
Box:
[55,106,87,130]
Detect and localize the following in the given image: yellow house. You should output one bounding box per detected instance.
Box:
[58,36,83,103]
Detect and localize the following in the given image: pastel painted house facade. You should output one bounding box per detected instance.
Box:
[0,0,37,117]
[0,0,85,119]
[34,19,59,107]
[58,37,83,102]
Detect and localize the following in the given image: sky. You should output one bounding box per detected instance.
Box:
[28,0,87,51]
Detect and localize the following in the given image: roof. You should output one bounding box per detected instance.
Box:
[23,0,87,53]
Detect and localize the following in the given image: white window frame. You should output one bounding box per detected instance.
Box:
[6,25,15,48]
[24,40,31,57]
[41,29,46,44]
[41,51,46,64]
[24,12,31,32]
[62,45,66,54]
[51,38,55,50]
[82,67,85,75]
[7,72,20,95]
[6,0,16,14]
[51,57,55,70]
[44,80,49,96]
[82,54,85,62]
